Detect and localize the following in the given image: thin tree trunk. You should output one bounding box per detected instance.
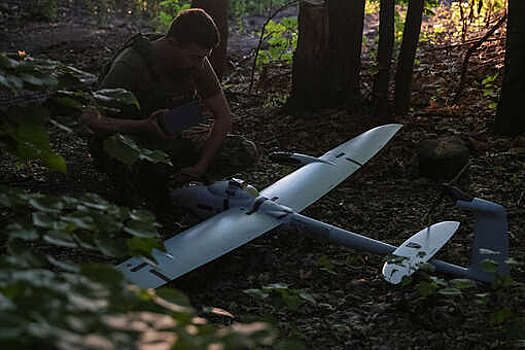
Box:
[394,0,424,115]
[495,0,525,135]
[191,0,229,79]
[373,0,395,120]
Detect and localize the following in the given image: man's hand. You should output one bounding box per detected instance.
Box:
[80,111,109,135]
[171,164,209,185]
[81,109,179,143]
[143,110,179,142]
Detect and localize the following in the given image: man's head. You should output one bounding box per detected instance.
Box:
[165,8,219,69]
[167,8,220,50]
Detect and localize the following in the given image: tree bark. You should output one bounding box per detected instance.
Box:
[373,0,395,121]
[327,0,366,109]
[393,0,424,115]
[287,3,330,112]
[191,0,229,80]
[495,0,525,136]
[287,0,365,113]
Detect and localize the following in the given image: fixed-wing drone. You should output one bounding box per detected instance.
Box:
[117,124,510,289]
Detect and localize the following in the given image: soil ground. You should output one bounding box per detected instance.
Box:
[1,5,524,349]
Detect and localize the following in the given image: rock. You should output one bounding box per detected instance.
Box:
[418,136,470,181]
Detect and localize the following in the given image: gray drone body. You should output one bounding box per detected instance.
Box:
[116,124,510,289]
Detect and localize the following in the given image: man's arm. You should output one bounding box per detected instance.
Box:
[81,110,175,143]
[180,90,232,177]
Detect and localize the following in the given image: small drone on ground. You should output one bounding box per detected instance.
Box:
[117,124,510,289]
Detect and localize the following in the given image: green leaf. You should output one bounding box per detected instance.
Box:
[79,193,110,211]
[0,74,9,88]
[450,279,476,289]
[0,54,20,69]
[437,287,462,296]
[298,291,316,305]
[481,259,499,273]
[243,288,269,300]
[129,209,156,223]
[43,152,67,173]
[102,134,139,165]
[6,224,39,241]
[479,248,501,256]
[95,237,128,258]
[0,294,16,311]
[491,307,513,325]
[54,96,84,110]
[43,231,77,248]
[19,73,44,86]
[103,134,172,166]
[32,212,68,230]
[80,264,125,287]
[46,255,80,273]
[29,197,64,213]
[61,214,96,230]
[6,75,23,89]
[93,88,140,110]
[156,288,193,309]
[124,220,159,238]
[127,237,163,257]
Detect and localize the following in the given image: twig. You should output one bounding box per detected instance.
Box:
[453,13,507,105]
[421,160,471,227]
[247,0,299,94]
[427,36,505,51]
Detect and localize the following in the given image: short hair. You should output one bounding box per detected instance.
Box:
[167,8,220,49]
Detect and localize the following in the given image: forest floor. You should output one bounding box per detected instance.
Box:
[1,5,525,350]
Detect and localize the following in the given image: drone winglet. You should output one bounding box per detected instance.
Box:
[382,221,460,284]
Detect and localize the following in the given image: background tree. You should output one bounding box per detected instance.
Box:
[393,0,425,115]
[327,0,366,109]
[373,0,395,121]
[495,0,525,136]
[191,0,229,79]
[287,2,330,111]
[287,0,366,112]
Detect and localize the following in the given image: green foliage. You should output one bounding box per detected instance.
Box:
[480,72,499,109]
[0,51,166,173]
[0,52,95,173]
[447,0,507,41]
[103,133,173,166]
[244,283,316,310]
[232,0,291,18]
[257,17,298,71]
[155,0,191,32]
[316,255,337,275]
[0,186,278,349]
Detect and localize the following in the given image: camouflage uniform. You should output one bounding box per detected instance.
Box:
[89,34,258,209]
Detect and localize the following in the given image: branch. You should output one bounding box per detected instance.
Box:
[452,13,507,105]
[247,0,299,94]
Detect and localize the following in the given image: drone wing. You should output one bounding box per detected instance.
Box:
[117,207,282,288]
[261,123,402,211]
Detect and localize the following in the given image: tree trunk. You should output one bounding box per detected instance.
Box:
[287,3,330,112]
[191,0,229,80]
[495,0,525,136]
[373,0,395,121]
[327,0,366,109]
[393,0,424,115]
[287,0,365,113]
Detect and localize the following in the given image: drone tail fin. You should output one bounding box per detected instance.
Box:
[455,198,510,282]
